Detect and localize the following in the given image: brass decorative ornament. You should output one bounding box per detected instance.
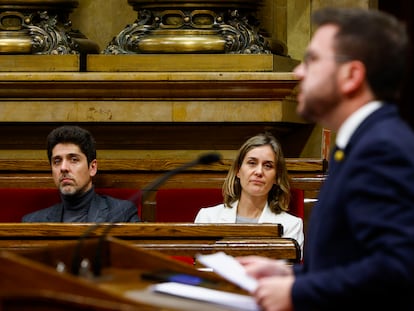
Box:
[104,0,273,54]
[0,0,98,54]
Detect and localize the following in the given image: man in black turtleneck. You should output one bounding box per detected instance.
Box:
[22,126,140,223]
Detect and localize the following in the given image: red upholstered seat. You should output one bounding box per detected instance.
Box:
[289,188,305,219]
[0,188,141,222]
[155,188,223,222]
[155,187,305,222]
[0,188,60,222]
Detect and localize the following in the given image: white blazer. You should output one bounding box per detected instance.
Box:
[194,200,304,254]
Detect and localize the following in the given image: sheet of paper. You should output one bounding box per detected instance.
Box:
[196,252,258,293]
[148,282,260,311]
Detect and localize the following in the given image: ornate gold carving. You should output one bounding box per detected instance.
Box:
[104,0,271,54]
[0,0,98,54]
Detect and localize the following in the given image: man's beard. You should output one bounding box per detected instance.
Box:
[60,184,78,196]
[298,85,341,124]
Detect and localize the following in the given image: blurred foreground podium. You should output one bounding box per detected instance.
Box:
[0,236,255,311]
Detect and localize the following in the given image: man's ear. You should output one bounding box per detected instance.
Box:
[339,60,366,94]
[89,159,98,177]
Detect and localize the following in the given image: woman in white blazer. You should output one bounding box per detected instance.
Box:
[194,133,304,255]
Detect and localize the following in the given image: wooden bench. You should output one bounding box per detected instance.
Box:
[0,157,327,231]
[0,188,142,223]
[0,223,301,263]
[154,187,305,222]
[0,186,303,224]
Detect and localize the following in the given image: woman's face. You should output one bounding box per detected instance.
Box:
[237,145,277,198]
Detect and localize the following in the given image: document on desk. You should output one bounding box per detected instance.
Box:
[196,252,258,293]
[150,282,260,311]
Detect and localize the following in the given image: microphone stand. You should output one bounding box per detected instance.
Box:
[88,152,222,277]
[70,223,101,276]
[93,223,114,277]
[128,152,222,207]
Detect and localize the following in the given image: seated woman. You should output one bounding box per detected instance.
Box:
[194,132,304,254]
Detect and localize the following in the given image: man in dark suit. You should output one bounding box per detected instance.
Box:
[237,7,414,311]
[22,126,140,222]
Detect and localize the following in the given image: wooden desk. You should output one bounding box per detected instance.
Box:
[0,223,300,262]
[0,237,255,310]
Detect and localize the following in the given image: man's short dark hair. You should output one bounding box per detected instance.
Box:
[47,126,97,164]
[313,7,409,102]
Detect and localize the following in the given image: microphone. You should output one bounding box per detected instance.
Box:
[143,152,221,195]
[128,152,222,204]
[196,152,223,165]
[86,152,222,277]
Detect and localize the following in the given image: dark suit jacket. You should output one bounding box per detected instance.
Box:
[292,105,414,310]
[22,193,140,223]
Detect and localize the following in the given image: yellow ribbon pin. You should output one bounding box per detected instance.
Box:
[334,149,345,162]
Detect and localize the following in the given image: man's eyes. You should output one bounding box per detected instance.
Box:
[303,53,318,65]
[52,157,79,165]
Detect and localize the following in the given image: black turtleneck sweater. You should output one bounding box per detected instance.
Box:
[61,187,95,222]
[21,186,140,223]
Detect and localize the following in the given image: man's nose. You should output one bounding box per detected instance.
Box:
[293,62,305,79]
[60,159,69,171]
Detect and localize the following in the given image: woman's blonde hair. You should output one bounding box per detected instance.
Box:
[222,132,291,214]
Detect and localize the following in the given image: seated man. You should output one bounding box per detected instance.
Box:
[22,125,140,222]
